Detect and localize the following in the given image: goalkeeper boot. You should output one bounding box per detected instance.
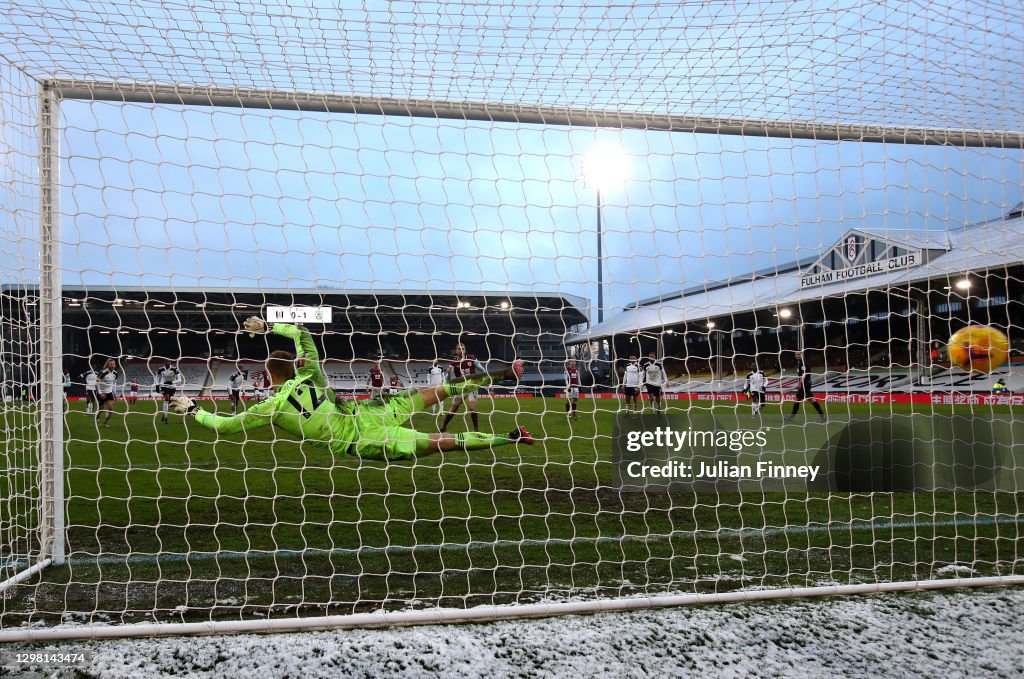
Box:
[509,426,534,446]
[817,415,828,423]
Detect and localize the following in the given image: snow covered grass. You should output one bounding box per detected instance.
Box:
[4,398,1022,630]
[4,587,1023,678]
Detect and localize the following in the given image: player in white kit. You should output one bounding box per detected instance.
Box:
[95,358,120,427]
[743,364,768,419]
[227,365,248,415]
[156,363,183,424]
[642,352,668,414]
[80,366,99,414]
[621,354,642,415]
[427,361,445,414]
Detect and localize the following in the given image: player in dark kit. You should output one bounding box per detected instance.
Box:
[440,343,486,432]
[786,350,826,422]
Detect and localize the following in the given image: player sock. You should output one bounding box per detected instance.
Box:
[454,431,513,450]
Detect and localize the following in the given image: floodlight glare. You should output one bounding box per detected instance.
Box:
[582,144,630,192]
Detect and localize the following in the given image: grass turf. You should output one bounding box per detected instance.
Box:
[1,396,1022,626]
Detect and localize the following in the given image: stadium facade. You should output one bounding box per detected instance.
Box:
[569,205,1024,394]
[0,287,588,397]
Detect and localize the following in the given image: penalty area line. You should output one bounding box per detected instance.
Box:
[49,514,1024,568]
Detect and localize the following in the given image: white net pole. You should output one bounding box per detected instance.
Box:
[0,57,45,598]
[37,81,64,568]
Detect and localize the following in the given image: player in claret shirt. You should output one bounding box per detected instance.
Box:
[388,372,402,397]
[127,378,139,408]
[563,359,582,421]
[173,321,533,460]
[367,361,385,400]
[440,343,487,433]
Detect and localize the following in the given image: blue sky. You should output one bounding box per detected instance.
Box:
[60,101,1022,315]
[0,1,1020,318]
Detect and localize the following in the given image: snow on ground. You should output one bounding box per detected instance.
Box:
[6,588,1024,678]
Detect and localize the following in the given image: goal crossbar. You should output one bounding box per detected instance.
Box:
[45,79,1024,148]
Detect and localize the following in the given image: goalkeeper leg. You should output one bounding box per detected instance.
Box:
[421,361,522,414]
[419,426,534,454]
[360,423,535,460]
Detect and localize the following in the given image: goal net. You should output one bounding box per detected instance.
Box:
[1,1,1023,640]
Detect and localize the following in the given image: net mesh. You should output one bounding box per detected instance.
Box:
[0,0,1022,636]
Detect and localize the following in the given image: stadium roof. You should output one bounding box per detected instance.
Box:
[569,209,1024,343]
[2,285,589,333]
[41,284,593,331]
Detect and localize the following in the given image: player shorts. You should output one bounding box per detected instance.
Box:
[451,391,478,405]
[130,389,138,397]
[645,385,662,398]
[161,387,177,398]
[794,388,810,401]
[97,392,116,404]
[623,386,639,398]
[85,389,97,400]
[350,391,427,461]
[751,391,765,404]
[567,387,580,400]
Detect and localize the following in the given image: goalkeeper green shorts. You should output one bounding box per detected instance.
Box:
[351,391,427,461]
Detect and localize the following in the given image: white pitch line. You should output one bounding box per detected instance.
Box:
[20,514,1017,569]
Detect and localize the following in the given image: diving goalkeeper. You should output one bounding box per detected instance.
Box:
[171,319,532,458]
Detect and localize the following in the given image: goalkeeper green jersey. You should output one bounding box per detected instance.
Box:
[194,323,357,453]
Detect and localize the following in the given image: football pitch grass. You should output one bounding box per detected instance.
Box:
[2,396,1023,627]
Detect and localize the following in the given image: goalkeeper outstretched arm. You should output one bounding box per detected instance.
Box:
[270,322,328,388]
[171,318,322,434]
[172,395,276,434]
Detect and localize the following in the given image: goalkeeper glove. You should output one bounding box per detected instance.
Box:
[244,316,268,337]
[170,396,200,415]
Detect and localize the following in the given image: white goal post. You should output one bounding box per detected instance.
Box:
[2,24,1024,639]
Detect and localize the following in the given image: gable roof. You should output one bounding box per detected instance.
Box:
[569,210,1024,342]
